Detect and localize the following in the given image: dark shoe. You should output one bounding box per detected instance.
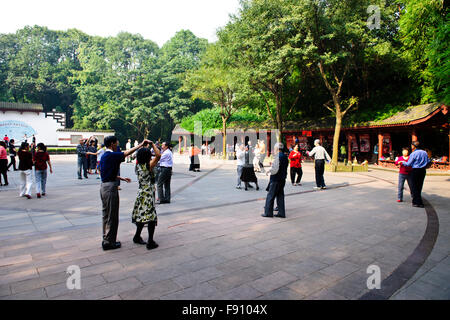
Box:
[133,236,146,245]
[261,214,273,218]
[78,177,82,180]
[256,186,260,191]
[42,193,46,196]
[37,193,41,198]
[274,214,286,218]
[146,241,159,250]
[3,183,8,186]
[248,185,254,188]
[102,241,121,251]
[25,195,32,199]
[84,176,88,179]
[245,187,248,191]
[413,204,424,208]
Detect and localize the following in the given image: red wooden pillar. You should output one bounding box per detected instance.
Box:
[267,131,271,157]
[378,132,383,162]
[448,128,450,160]
[319,133,324,144]
[183,135,187,151]
[347,133,352,163]
[178,136,182,153]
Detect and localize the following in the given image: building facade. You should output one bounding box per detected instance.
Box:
[0,102,114,146]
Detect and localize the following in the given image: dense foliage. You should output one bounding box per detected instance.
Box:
[0,27,210,142]
[0,0,447,149]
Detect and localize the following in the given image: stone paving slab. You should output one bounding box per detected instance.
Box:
[0,155,449,300]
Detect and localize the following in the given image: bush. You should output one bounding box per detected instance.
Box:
[47,148,77,154]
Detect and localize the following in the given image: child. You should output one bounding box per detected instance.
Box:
[395,147,413,202]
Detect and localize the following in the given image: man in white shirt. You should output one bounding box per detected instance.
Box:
[125,139,132,163]
[157,142,173,203]
[236,144,245,189]
[307,139,331,190]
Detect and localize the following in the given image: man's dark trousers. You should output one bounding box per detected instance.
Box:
[410,168,426,206]
[315,159,325,187]
[77,156,88,178]
[100,182,120,245]
[264,180,286,217]
[158,167,172,202]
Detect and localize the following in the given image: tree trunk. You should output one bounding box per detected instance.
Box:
[332,111,342,165]
[222,116,228,160]
[276,98,283,143]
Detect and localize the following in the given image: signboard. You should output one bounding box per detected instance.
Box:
[0,120,36,142]
[359,134,370,152]
[382,134,392,155]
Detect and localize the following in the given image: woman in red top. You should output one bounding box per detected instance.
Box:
[395,147,413,202]
[0,141,8,186]
[188,144,201,172]
[288,145,303,186]
[33,143,53,198]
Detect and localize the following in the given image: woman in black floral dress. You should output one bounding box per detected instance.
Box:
[132,141,161,250]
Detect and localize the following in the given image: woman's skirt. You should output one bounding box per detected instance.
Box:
[241,166,258,183]
[132,183,157,224]
[89,155,97,170]
[189,155,200,171]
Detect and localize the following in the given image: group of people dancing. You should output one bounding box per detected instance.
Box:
[98,137,174,251]
[76,136,102,180]
[0,139,53,199]
[235,138,331,192]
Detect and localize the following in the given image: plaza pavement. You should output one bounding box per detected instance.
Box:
[0,154,449,300]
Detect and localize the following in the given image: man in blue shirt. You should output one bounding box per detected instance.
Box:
[401,141,431,208]
[100,136,149,251]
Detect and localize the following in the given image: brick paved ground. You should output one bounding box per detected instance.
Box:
[0,155,448,300]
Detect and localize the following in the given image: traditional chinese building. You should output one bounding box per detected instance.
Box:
[172,103,449,170]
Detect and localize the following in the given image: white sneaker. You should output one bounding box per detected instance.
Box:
[313,187,321,190]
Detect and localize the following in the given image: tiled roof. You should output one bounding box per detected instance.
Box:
[172,124,193,135]
[366,103,443,126]
[232,103,446,131]
[0,102,43,112]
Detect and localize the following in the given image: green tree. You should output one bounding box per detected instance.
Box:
[218,0,306,142]
[298,0,399,164]
[183,43,252,158]
[399,0,449,104]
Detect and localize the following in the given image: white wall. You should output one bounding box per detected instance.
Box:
[56,131,115,147]
[0,111,114,147]
[0,111,63,145]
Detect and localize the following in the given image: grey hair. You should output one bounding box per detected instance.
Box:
[314,139,321,145]
[274,142,284,150]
